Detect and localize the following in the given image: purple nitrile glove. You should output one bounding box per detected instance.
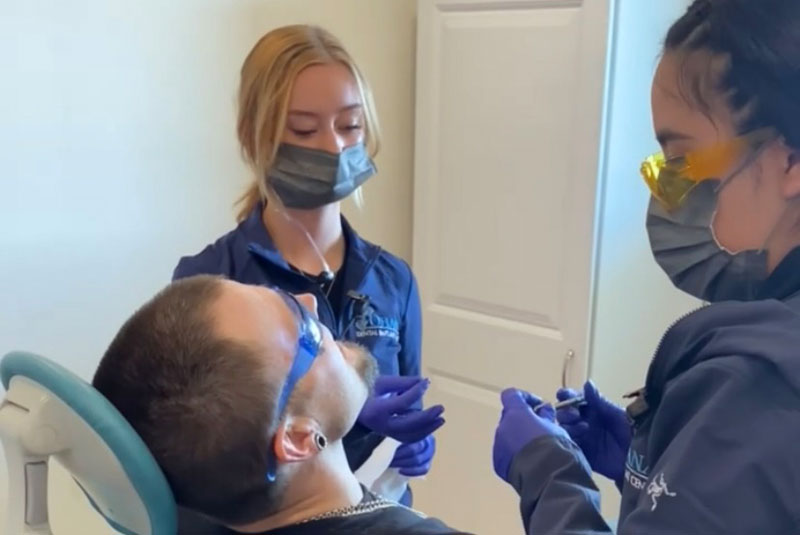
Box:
[492,388,568,482]
[556,381,631,487]
[390,434,437,477]
[358,376,446,443]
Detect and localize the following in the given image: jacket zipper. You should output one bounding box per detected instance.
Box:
[648,303,708,373]
[625,303,708,427]
[319,293,340,337]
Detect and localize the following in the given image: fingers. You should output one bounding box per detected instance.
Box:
[536,404,556,422]
[557,388,581,402]
[561,420,590,439]
[373,375,425,396]
[572,421,591,437]
[398,464,432,477]
[391,405,445,429]
[387,407,445,442]
[583,380,626,423]
[393,439,430,463]
[380,379,430,413]
[556,406,582,426]
[500,388,527,409]
[390,436,436,477]
[392,436,435,465]
[411,417,446,439]
[583,380,602,405]
[556,387,583,426]
[500,388,543,411]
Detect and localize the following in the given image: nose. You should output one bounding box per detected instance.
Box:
[319,126,347,154]
[294,293,319,319]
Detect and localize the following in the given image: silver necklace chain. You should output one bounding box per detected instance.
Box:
[298,495,424,525]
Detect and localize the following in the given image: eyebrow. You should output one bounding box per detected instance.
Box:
[656,128,694,147]
[287,103,363,118]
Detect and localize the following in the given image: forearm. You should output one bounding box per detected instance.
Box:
[509,436,613,535]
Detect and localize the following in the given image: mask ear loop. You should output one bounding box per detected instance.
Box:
[712,138,769,193]
[710,137,782,256]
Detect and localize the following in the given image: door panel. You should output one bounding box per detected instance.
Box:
[412,0,610,532]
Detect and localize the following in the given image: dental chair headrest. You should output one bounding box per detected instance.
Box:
[0,351,177,535]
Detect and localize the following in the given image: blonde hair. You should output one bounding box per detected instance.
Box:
[234,25,381,222]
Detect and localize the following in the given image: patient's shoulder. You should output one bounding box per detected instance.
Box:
[176,496,471,535]
[264,500,467,534]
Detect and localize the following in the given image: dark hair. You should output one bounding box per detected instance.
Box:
[665,0,800,148]
[92,276,283,526]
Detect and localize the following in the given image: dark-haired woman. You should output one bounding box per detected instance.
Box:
[492,1,800,533]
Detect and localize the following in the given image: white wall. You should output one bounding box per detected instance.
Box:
[589,0,695,517]
[0,1,416,532]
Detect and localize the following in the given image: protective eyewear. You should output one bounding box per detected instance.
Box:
[640,128,774,211]
[265,289,324,482]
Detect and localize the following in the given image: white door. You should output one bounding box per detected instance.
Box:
[411,0,611,532]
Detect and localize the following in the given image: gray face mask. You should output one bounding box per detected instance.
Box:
[267,143,376,209]
[646,179,768,302]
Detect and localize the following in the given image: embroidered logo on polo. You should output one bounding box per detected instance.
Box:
[624,448,650,491]
[354,303,400,342]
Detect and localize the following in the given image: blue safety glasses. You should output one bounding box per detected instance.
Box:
[265,289,324,482]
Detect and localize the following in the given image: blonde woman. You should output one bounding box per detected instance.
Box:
[173,25,444,516]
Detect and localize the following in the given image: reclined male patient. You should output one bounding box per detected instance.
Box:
[92,275,468,534]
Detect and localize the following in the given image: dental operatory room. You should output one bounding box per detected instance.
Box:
[6,0,800,534]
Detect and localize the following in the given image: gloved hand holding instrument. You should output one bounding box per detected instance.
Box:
[493,388,570,481]
[555,381,631,488]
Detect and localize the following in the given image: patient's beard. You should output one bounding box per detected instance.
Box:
[341,341,378,391]
[317,342,378,444]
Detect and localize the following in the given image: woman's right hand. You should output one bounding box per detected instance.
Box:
[358,376,446,443]
[556,381,631,488]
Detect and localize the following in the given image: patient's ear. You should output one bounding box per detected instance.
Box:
[273,416,323,463]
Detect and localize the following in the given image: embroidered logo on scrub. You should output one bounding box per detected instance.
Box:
[624,449,650,491]
[646,473,677,511]
[354,304,399,342]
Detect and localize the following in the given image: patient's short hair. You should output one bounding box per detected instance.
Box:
[93,276,283,526]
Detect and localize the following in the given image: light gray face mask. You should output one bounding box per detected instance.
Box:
[646,179,768,302]
[267,143,376,209]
